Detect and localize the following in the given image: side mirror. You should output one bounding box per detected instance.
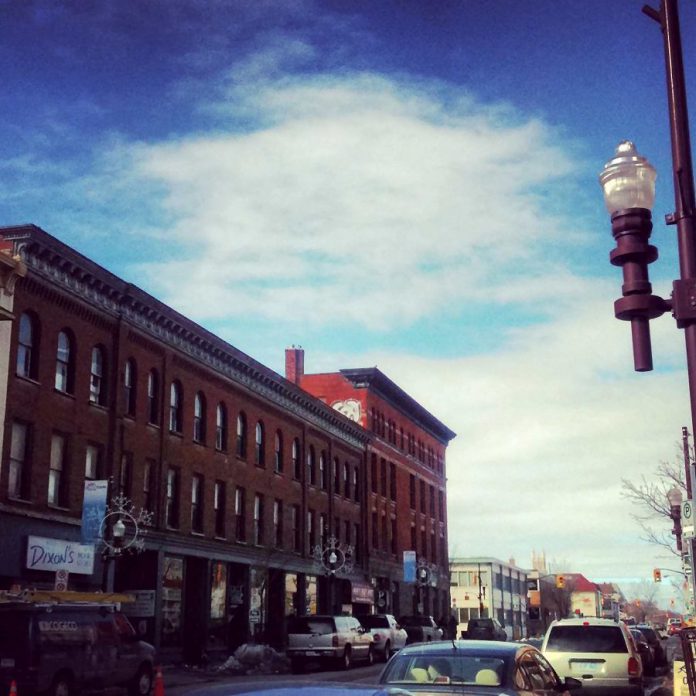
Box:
[559,677,582,691]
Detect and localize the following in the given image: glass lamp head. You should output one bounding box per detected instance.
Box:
[599,141,656,214]
[666,486,683,507]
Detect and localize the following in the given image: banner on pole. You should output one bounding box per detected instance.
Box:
[81,480,108,544]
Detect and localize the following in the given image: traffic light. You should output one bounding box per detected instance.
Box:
[653,568,662,583]
[556,575,565,589]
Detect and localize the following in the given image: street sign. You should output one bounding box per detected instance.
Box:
[683,500,693,523]
[54,569,69,591]
[249,608,261,624]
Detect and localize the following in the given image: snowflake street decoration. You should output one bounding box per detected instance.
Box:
[99,495,153,557]
[417,557,434,587]
[313,536,354,576]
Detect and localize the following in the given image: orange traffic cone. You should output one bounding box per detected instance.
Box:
[9,680,18,696]
[153,666,164,696]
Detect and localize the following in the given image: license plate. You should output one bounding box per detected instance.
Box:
[304,651,318,656]
[575,662,600,672]
[0,659,15,668]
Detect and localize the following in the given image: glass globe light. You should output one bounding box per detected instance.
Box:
[599,141,657,214]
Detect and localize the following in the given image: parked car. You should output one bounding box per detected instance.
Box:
[634,624,666,668]
[286,615,374,672]
[464,618,507,641]
[359,614,407,661]
[0,601,154,696]
[542,617,643,696]
[629,628,655,676]
[668,618,683,636]
[378,639,581,695]
[398,616,444,644]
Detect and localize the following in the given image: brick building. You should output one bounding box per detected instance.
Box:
[290,358,455,621]
[0,224,455,657]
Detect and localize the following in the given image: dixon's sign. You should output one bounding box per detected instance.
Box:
[26,536,95,575]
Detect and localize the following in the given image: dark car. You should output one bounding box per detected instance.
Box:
[630,628,655,676]
[635,625,666,668]
[378,639,581,695]
[465,618,507,641]
[398,616,444,644]
[0,601,154,696]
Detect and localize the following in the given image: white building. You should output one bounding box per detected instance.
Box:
[450,557,528,640]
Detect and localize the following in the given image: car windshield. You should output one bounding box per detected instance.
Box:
[400,616,429,627]
[360,616,390,629]
[287,617,334,635]
[546,626,628,653]
[469,620,490,628]
[382,654,507,687]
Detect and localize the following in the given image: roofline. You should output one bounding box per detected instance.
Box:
[1,224,370,447]
[337,367,456,444]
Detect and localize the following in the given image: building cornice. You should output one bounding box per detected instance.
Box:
[1,225,370,449]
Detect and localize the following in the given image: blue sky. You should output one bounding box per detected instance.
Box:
[3,0,696,607]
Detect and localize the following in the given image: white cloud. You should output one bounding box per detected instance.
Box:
[120,72,580,329]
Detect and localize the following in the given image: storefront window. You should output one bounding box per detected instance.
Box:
[207,561,228,650]
[305,574,317,615]
[285,573,298,616]
[161,556,184,646]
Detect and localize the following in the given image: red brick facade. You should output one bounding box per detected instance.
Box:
[0,224,455,657]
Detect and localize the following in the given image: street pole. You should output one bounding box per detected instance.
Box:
[478,563,484,617]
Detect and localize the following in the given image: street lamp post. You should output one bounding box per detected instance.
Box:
[600,0,696,614]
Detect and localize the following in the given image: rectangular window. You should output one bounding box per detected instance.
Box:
[8,421,31,500]
[343,462,350,498]
[166,468,180,528]
[292,504,301,552]
[389,462,396,501]
[419,480,426,513]
[429,485,435,517]
[85,444,101,481]
[344,520,351,546]
[371,453,377,494]
[334,516,340,542]
[409,474,416,509]
[319,456,326,490]
[48,432,67,506]
[353,467,360,502]
[274,499,283,547]
[381,514,387,551]
[334,457,340,494]
[421,529,427,557]
[214,481,226,537]
[320,513,327,547]
[307,509,315,550]
[119,452,133,497]
[191,474,204,533]
[371,511,378,547]
[143,459,155,512]
[354,523,360,562]
[439,490,444,520]
[380,458,387,496]
[410,525,416,550]
[235,487,246,542]
[391,518,397,554]
[254,493,264,545]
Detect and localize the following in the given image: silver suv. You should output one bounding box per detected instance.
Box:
[542,617,642,696]
[286,615,374,672]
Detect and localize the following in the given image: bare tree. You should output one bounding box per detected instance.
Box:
[621,444,688,555]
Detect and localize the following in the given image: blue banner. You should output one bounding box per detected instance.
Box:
[403,550,416,583]
[81,480,108,544]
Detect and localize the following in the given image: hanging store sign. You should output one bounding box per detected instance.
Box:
[403,550,416,583]
[26,536,95,575]
[351,581,374,604]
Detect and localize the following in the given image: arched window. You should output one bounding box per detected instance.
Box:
[274,430,283,473]
[55,330,74,393]
[343,461,350,498]
[147,369,160,425]
[216,403,228,451]
[193,392,206,443]
[17,312,39,379]
[169,381,183,433]
[255,421,265,466]
[292,438,300,480]
[89,346,107,405]
[236,411,247,458]
[124,358,137,417]
[307,446,316,486]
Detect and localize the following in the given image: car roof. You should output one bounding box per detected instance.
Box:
[397,639,527,658]
[549,618,623,627]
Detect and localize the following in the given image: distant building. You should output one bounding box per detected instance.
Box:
[597,582,624,621]
[450,557,527,639]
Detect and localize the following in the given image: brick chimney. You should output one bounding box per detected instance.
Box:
[285,346,305,384]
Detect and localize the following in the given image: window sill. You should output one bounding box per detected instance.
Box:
[88,401,109,412]
[146,421,161,430]
[53,388,75,400]
[214,535,227,541]
[47,503,71,512]
[235,539,247,545]
[191,530,205,537]
[7,495,32,505]
[168,430,183,439]
[192,440,207,448]
[166,525,180,531]
[15,374,40,387]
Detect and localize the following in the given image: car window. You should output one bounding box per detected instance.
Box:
[288,617,335,635]
[534,653,561,688]
[520,654,548,692]
[545,625,628,653]
[361,616,390,629]
[382,654,507,686]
